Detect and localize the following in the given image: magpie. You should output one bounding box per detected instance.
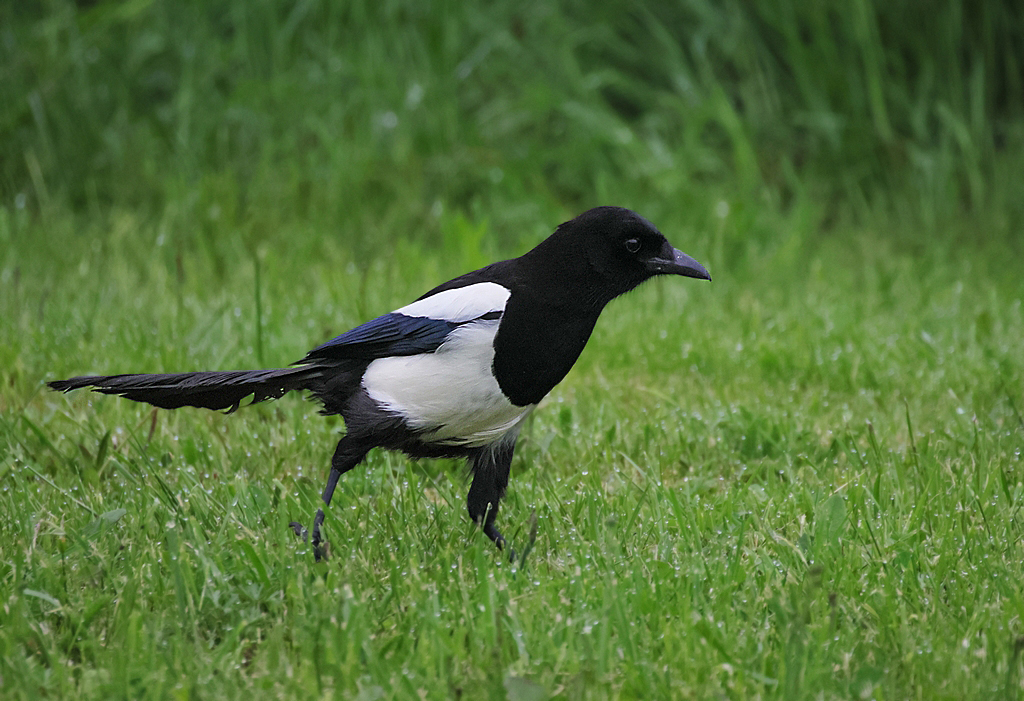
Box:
[49,206,710,560]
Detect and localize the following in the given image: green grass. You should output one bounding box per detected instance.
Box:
[4,197,1024,699]
[3,1,1024,699]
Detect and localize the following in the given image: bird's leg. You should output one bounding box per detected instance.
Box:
[309,465,342,559]
[467,441,514,553]
[290,436,367,562]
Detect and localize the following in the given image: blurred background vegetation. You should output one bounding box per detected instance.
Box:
[3,0,1022,265]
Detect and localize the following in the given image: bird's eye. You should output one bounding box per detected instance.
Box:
[624,238,641,254]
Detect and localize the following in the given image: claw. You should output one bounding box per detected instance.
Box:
[288,521,308,540]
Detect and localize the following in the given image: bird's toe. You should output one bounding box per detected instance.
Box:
[288,521,307,540]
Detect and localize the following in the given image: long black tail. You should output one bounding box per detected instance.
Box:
[48,366,324,413]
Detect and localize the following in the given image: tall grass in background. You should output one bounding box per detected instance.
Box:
[2,0,1022,261]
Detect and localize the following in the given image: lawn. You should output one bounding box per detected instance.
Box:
[2,1,1024,699]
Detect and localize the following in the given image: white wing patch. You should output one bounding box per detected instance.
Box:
[394,282,510,323]
[362,320,534,447]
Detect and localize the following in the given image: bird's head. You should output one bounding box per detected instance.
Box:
[547,206,711,299]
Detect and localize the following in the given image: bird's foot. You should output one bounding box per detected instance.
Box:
[311,508,328,562]
[288,510,328,562]
[483,523,516,563]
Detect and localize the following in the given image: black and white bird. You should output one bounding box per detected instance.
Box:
[49,206,710,559]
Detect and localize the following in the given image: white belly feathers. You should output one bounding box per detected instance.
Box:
[361,282,535,447]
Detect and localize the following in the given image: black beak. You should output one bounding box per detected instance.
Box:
[646,246,711,281]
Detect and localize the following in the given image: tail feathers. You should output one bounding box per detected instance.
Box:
[48,367,323,412]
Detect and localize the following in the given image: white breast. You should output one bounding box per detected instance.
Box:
[363,289,534,447]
